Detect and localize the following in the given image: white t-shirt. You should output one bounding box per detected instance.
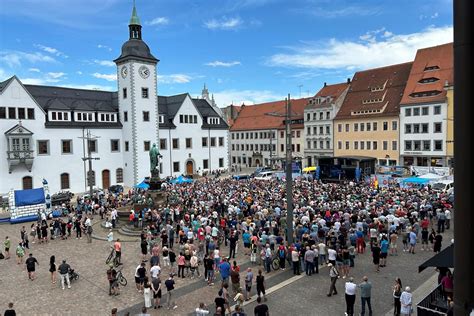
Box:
[318,243,326,255]
[150,265,161,279]
[345,282,357,295]
[328,248,337,261]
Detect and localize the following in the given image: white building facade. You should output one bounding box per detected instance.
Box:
[400,102,448,167]
[0,3,228,194]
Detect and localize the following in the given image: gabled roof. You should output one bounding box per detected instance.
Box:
[158,93,188,128]
[24,84,118,112]
[400,43,453,105]
[192,98,229,129]
[0,77,14,93]
[306,82,350,109]
[4,123,34,135]
[335,62,413,120]
[230,97,311,131]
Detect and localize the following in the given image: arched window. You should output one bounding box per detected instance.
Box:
[116,168,123,183]
[60,173,70,190]
[22,176,33,190]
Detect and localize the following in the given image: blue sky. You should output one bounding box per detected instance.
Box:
[0,0,453,107]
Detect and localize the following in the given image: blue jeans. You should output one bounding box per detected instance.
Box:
[305,261,313,275]
[361,297,372,316]
[265,257,271,273]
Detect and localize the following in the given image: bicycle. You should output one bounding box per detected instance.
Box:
[106,247,120,266]
[115,266,127,286]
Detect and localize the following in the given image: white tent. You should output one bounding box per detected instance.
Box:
[419,173,444,180]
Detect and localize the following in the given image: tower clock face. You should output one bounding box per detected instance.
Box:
[138,65,150,79]
[121,66,128,78]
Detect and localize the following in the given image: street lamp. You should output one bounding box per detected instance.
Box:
[265,94,297,245]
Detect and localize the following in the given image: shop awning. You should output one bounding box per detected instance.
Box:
[418,244,454,273]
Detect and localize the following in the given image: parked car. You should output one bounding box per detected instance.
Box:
[254,171,277,181]
[432,180,454,194]
[108,184,124,194]
[252,167,272,177]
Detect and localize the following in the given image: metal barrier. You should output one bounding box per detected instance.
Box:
[417,284,448,316]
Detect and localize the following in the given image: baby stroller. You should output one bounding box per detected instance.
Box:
[69,268,79,281]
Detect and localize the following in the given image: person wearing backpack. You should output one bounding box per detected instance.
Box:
[277,243,286,270]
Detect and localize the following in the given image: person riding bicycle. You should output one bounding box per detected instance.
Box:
[114,239,122,265]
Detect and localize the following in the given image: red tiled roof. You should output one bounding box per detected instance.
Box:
[400,43,453,105]
[335,62,413,120]
[230,97,311,131]
[306,82,350,109]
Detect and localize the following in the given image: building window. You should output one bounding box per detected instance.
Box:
[383,122,388,131]
[434,140,443,151]
[413,124,420,134]
[76,112,94,122]
[392,121,398,131]
[313,113,317,120]
[185,138,192,149]
[383,141,388,151]
[280,144,284,152]
[373,141,378,150]
[306,113,310,121]
[219,137,224,146]
[219,158,224,168]
[280,131,284,138]
[123,88,127,99]
[338,124,342,133]
[99,113,117,122]
[326,112,330,120]
[116,168,123,183]
[319,126,324,135]
[413,140,421,151]
[366,123,371,131]
[373,122,377,131]
[423,140,431,151]
[172,138,179,149]
[231,133,235,140]
[319,112,323,120]
[313,126,317,135]
[232,144,235,151]
[405,124,412,134]
[22,176,33,190]
[173,162,180,172]
[367,141,371,150]
[60,173,70,190]
[27,108,34,119]
[143,111,150,122]
[360,141,365,150]
[345,124,350,132]
[143,141,151,151]
[413,107,420,116]
[125,141,129,152]
[422,123,429,133]
[0,107,6,119]
[434,122,442,133]
[296,144,301,152]
[392,141,397,151]
[202,137,208,147]
[61,140,72,154]
[111,139,120,152]
[434,105,441,115]
[354,141,359,150]
[326,126,330,134]
[405,141,412,151]
[210,137,216,147]
[159,115,164,123]
[88,140,97,153]
[18,108,26,120]
[37,140,49,155]
[405,108,411,116]
[345,141,350,150]
[307,127,311,135]
[203,159,209,169]
[51,111,70,121]
[8,107,16,119]
[296,131,301,138]
[326,140,330,149]
[422,107,429,115]
[124,111,128,122]
[141,88,149,98]
[160,138,167,150]
[338,141,342,150]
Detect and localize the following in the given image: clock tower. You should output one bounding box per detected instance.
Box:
[114,2,160,186]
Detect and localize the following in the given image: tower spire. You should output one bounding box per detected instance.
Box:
[129,0,142,39]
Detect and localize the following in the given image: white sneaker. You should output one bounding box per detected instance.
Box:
[68,286,71,289]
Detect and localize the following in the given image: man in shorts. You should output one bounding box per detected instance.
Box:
[421,228,429,251]
[25,253,39,280]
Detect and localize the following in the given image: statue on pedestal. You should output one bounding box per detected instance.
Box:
[149,143,161,179]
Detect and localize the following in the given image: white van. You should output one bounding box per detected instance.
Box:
[432,180,454,194]
[254,171,276,181]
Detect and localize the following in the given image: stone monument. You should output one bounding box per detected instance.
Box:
[147,143,166,205]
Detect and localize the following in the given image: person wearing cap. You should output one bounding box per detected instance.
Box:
[400,286,412,316]
[327,263,339,297]
[359,276,373,316]
[344,277,357,316]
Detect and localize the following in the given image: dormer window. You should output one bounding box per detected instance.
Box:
[50,111,70,121]
[424,65,440,71]
[76,112,95,122]
[208,117,220,124]
[418,77,439,84]
[409,90,442,98]
[99,113,117,122]
[159,115,164,123]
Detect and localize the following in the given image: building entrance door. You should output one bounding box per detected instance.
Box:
[102,169,110,189]
[186,161,194,175]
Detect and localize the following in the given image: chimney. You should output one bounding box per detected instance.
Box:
[347,78,351,84]
[324,82,327,87]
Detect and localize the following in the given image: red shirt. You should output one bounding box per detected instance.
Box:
[421,219,429,229]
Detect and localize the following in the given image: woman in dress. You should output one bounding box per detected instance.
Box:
[49,255,57,284]
[400,286,412,316]
[143,277,152,309]
[392,278,402,316]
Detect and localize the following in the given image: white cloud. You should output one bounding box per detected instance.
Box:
[34,44,68,58]
[306,6,380,18]
[97,44,112,52]
[267,25,453,70]
[21,78,47,85]
[0,51,56,67]
[0,68,9,81]
[432,12,439,18]
[93,59,115,67]
[204,17,242,30]
[28,68,41,73]
[359,27,386,43]
[157,74,192,84]
[47,72,65,79]
[76,71,83,75]
[205,61,241,67]
[146,17,169,26]
[92,72,117,82]
[212,89,284,107]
